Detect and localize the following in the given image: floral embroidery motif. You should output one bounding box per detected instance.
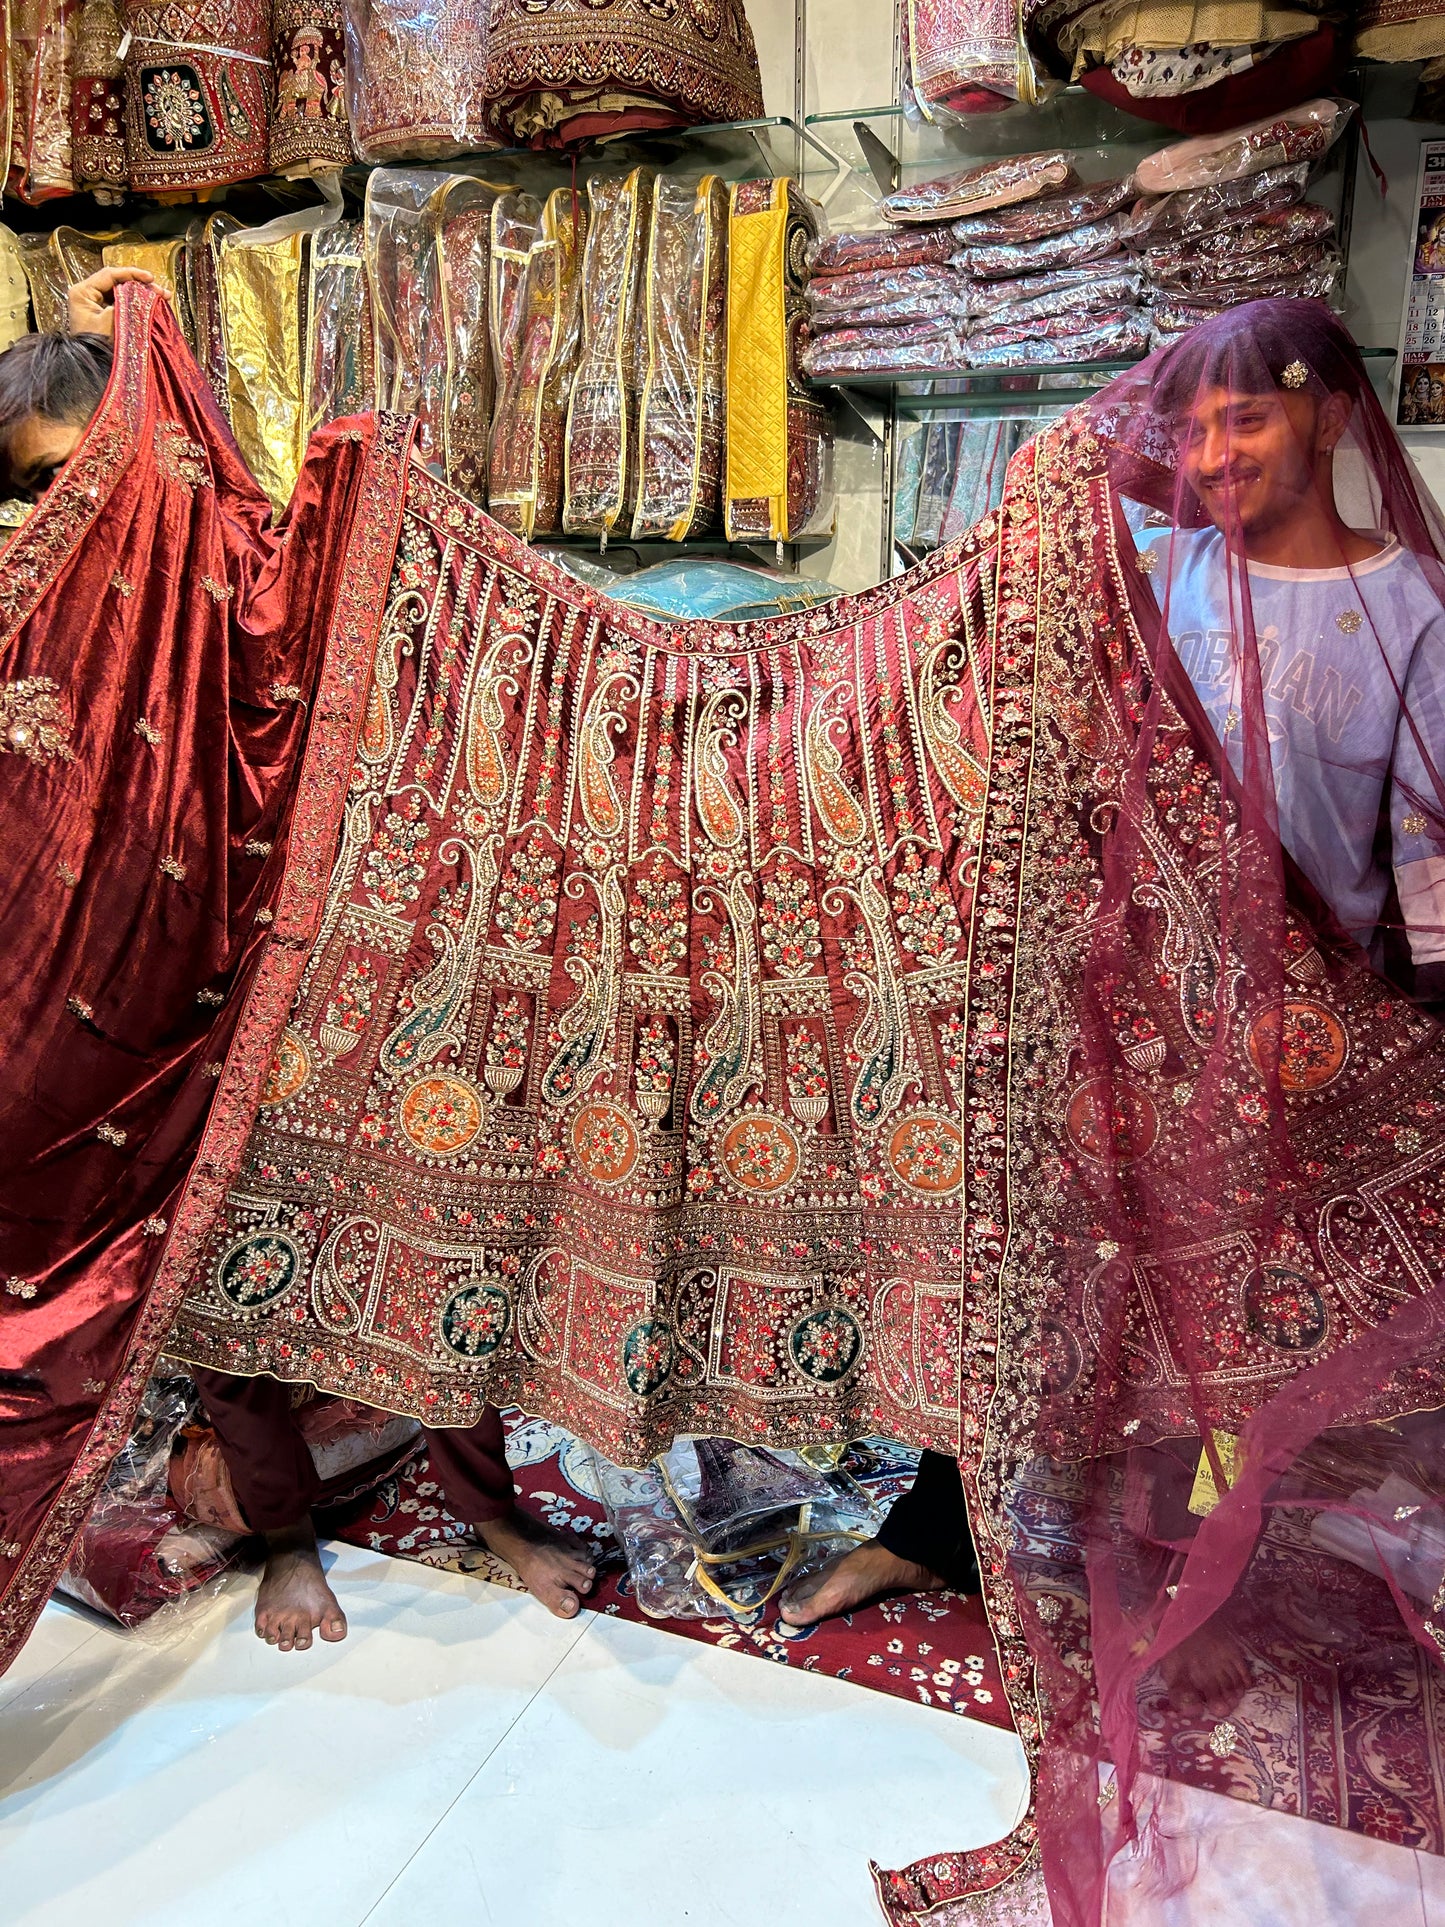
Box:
[494,834,560,951]
[57,862,80,888]
[892,850,963,963]
[255,907,275,924]
[4,1278,36,1300]
[244,839,272,858]
[134,717,162,746]
[143,66,210,149]
[484,994,529,1096]
[785,1028,830,1125]
[1336,608,1363,635]
[143,1217,168,1236]
[1,678,75,764]
[439,1282,511,1360]
[634,1015,675,1121]
[203,577,233,601]
[154,420,211,491]
[159,855,187,882]
[66,996,94,1021]
[397,1073,487,1157]
[760,856,822,977]
[319,958,378,1060]
[627,856,687,977]
[111,573,133,597]
[271,682,303,703]
[96,1122,127,1146]
[196,986,226,1006]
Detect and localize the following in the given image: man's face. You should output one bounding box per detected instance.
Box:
[1178,384,1330,543]
[6,412,85,501]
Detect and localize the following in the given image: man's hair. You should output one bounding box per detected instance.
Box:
[0,330,113,483]
[1151,297,1363,421]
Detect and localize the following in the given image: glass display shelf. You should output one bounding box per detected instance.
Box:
[816,347,1399,420]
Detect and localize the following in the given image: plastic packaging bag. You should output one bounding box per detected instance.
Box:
[591,1436,881,1620]
[883,150,1076,224]
[307,216,376,432]
[1140,202,1333,281]
[488,186,587,539]
[0,225,32,350]
[808,262,971,318]
[1127,158,1309,243]
[1133,97,1353,195]
[906,0,1045,114]
[802,325,967,377]
[959,211,1133,280]
[807,225,957,277]
[1146,239,1339,297]
[967,313,1150,365]
[56,1371,246,1632]
[632,172,728,542]
[969,265,1142,331]
[951,174,1135,246]
[563,168,653,540]
[343,0,491,162]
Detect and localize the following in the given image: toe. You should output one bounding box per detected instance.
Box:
[321,1612,347,1642]
[554,1590,580,1619]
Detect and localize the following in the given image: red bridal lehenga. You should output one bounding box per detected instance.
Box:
[8,288,1445,1927]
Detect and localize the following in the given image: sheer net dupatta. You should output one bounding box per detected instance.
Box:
[0,283,412,1671]
[878,297,1445,1927]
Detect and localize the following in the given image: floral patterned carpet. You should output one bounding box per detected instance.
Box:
[333,1412,1014,1732]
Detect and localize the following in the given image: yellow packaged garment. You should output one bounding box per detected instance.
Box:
[217,214,314,514]
[725,178,834,545]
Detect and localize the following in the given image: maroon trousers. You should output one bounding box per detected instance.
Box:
[192,1367,516,1533]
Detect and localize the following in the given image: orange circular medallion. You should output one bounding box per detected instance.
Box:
[260,1028,313,1106]
[887,1113,963,1195]
[571,1102,641,1184]
[720,1112,801,1193]
[1065,1078,1159,1163]
[1246,1000,1348,1093]
[397,1073,485,1156]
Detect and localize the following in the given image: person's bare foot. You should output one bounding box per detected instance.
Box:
[1159,1617,1251,1717]
[255,1519,347,1652]
[479,1508,597,1619]
[778,1539,946,1627]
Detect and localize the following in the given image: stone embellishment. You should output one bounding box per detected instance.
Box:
[134,717,162,745]
[1402,813,1428,837]
[159,855,187,882]
[203,1061,223,1078]
[270,682,303,703]
[0,1541,21,1560]
[1208,1720,1240,1757]
[4,1277,36,1300]
[82,1378,105,1395]
[66,995,94,1021]
[111,573,133,597]
[1,677,75,764]
[245,839,273,859]
[97,1121,127,1146]
[255,906,275,925]
[57,861,79,888]
[203,577,233,601]
[1280,360,1308,390]
[1135,547,1158,575]
[1336,609,1363,635]
[143,1217,168,1236]
[197,987,226,1006]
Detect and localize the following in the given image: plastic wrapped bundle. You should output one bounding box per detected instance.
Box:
[967,311,1150,364]
[70,0,128,201]
[969,264,1142,330]
[1140,200,1332,283]
[1147,257,1342,338]
[807,225,957,277]
[1148,238,1339,298]
[801,324,967,377]
[962,259,1122,316]
[724,178,834,543]
[1133,97,1353,194]
[186,212,241,420]
[959,210,1135,280]
[633,173,728,543]
[883,151,1076,224]
[307,218,375,431]
[270,0,354,176]
[1127,157,1308,242]
[488,186,587,539]
[564,169,653,540]
[121,0,270,192]
[808,262,972,325]
[6,0,77,201]
[489,189,542,457]
[368,171,499,500]
[952,174,1135,245]
[343,0,492,162]
[482,0,763,150]
[906,0,1045,113]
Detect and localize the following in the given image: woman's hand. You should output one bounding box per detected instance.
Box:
[66,265,156,340]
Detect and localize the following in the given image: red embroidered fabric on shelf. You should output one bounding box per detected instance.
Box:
[8,0,79,201]
[121,0,271,192]
[342,0,491,162]
[269,0,354,176]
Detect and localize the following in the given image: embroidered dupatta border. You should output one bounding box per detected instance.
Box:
[0,366,414,1673]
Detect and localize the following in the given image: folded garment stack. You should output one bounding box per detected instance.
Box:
[1128,104,1349,344]
[802,232,970,375]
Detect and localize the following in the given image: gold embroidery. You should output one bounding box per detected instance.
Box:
[134,717,162,745]
[57,861,79,888]
[1136,548,1158,575]
[159,855,187,882]
[1,678,75,764]
[270,682,303,703]
[203,576,233,601]
[0,1541,21,1559]
[154,420,211,492]
[96,1121,127,1146]
[203,1061,224,1077]
[255,906,275,924]
[1403,813,1429,836]
[4,1278,36,1300]
[66,996,94,1021]
[111,572,133,597]
[245,839,273,858]
[1336,608,1363,634]
[143,1216,168,1235]
[81,1378,105,1395]
[197,987,226,1006]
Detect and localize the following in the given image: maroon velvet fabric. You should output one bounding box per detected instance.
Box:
[0,285,410,1666]
[1079,26,1344,135]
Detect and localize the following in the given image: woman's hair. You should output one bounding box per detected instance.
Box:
[0,330,113,483]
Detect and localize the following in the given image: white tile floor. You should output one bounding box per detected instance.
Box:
[4,1540,1442,1927]
[0,1540,1028,1927]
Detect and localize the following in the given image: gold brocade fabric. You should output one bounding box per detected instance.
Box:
[1354,0,1445,59]
[69,0,127,198]
[0,226,32,350]
[725,180,833,545]
[14,226,134,331]
[633,172,728,543]
[102,238,198,347]
[7,0,77,201]
[217,225,308,515]
[1044,0,1321,67]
